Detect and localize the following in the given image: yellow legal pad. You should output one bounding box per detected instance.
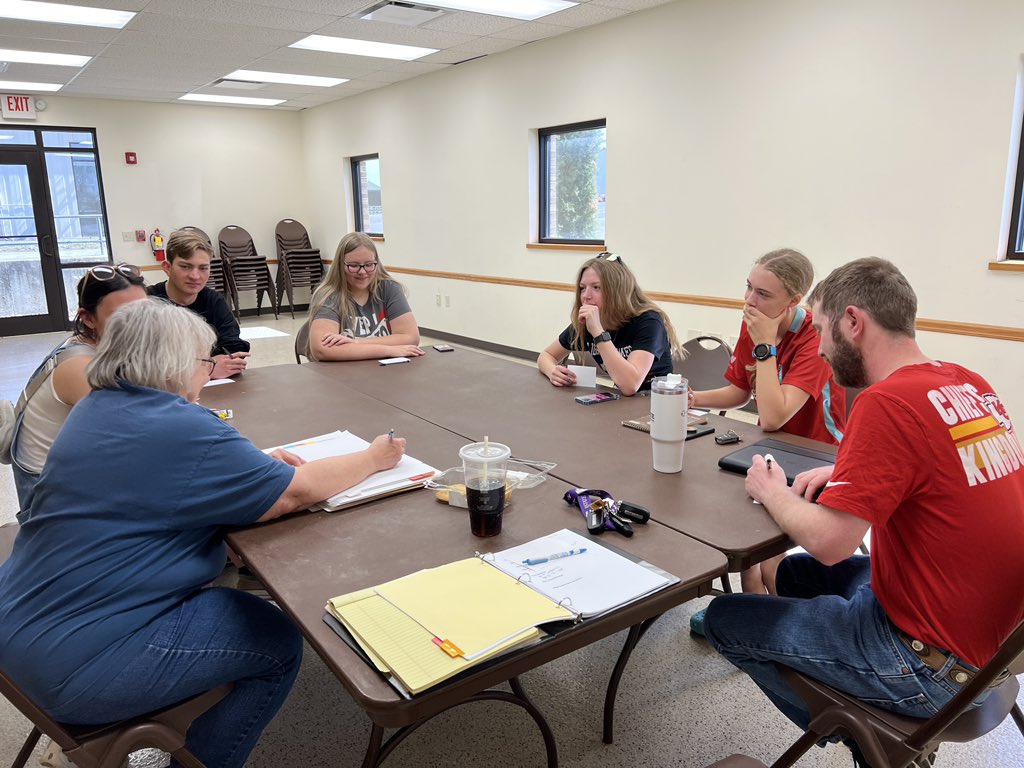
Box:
[326,557,577,694]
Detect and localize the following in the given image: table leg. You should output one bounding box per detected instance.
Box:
[603,616,661,744]
[360,676,558,768]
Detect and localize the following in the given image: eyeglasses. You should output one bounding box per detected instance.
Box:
[596,252,621,263]
[197,358,216,376]
[344,260,378,274]
[86,262,142,281]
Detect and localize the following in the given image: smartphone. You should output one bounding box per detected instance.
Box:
[379,357,411,365]
[575,392,621,405]
[207,408,233,420]
[432,344,455,352]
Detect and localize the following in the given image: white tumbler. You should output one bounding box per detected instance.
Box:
[649,374,688,473]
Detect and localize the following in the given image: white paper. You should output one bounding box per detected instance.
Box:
[202,378,234,387]
[265,430,438,510]
[567,365,597,388]
[490,529,672,617]
[239,325,289,339]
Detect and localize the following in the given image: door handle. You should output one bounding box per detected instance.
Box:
[40,234,53,257]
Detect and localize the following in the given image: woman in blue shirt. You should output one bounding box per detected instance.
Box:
[0,299,405,768]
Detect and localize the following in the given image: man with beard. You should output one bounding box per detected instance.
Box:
[702,258,1024,765]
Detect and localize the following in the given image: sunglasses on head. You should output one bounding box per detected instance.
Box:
[86,263,142,282]
[596,251,621,264]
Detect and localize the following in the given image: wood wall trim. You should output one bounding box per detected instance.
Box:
[388,265,1024,343]
[988,260,1024,272]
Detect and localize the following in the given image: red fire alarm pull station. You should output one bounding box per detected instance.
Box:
[135,230,146,243]
[125,151,137,165]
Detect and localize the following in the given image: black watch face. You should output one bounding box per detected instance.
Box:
[753,343,772,361]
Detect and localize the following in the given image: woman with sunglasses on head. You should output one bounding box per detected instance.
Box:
[0,299,405,768]
[306,232,422,361]
[9,263,147,515]
[538,252,680,396]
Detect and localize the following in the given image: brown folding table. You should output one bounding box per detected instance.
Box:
[202,365,728,767]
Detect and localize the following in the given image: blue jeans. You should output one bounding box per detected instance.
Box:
[703,554,975,730]
[48,587,303,768]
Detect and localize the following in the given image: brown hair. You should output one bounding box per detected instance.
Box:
[568,254,681,356]
[166,229,213,264]
[756,248,814,298]
[807,257,917,337]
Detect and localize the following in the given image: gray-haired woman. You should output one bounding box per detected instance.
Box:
[0,299,405,768]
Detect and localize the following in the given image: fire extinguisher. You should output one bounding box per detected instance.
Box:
[150,228,165,262]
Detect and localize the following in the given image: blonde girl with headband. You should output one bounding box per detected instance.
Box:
[307,232,422,361]
[538,252,680,396]
[689,248,847,623]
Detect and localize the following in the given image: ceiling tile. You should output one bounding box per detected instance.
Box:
[123,13,304,45]
[139,0,339,32]
[422,11,522,36]
[109,30,279,60]
[0,37,104,57]
[489,22,569,42]
[590,0,676,9]
[0,19,120,44]
[239,0,367,14]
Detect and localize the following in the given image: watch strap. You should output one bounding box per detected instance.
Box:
[594,331,612,344]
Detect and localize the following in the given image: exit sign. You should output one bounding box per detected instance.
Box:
[1,94,37,120]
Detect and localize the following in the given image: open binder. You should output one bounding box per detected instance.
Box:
[324,529,677,695]
[263,430,438,511]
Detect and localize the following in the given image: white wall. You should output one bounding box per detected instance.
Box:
[300,0,1024,417]
[1,97,311,272]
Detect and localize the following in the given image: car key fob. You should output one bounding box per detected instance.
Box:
[615,501,650,524]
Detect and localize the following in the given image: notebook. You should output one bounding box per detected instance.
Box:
[264,430,438,511]
[717,438,835,484]
[323,529,678,695]
[621,413,715,441]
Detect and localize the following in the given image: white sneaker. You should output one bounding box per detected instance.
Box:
[39,740,75,768]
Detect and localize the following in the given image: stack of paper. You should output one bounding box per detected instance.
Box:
[490,529,676,618]
[265,430,438,511]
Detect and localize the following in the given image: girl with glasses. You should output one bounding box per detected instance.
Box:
[8,263,147,514]
[538,254,680,396]
[306,232,423,361]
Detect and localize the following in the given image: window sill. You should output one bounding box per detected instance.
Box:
[989,260,1024,272]
[526,243,606,252]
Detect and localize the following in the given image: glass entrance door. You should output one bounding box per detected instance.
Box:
[0,151,64,335]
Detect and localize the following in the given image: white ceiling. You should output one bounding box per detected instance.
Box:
[0,0,676,109]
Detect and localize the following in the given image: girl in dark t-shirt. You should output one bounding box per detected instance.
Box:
[537,253,680,396]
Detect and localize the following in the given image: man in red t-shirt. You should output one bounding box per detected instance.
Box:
[703,258,1024,761]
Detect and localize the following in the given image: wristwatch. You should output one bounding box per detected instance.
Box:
[752,343,777,362]
[593,331,612,344]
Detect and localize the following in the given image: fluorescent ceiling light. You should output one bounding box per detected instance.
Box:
[411,0,576,20]
[179,94,285,106]
[226,69,348,88]
[290,35,437,61]
[0,79,62,91]
[0,0,135,28]
[0,48,90,67]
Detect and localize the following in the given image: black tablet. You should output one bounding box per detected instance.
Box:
[718,438,835,485]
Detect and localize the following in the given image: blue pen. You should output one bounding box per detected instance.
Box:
[522,547,587,566]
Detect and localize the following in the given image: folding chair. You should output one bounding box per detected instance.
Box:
[706,620,1024,768]
[217,226,278,319]
[274,219,323,319]
[674,335,732,416]
[0,523,234,768]
[180,226,238,318]
[294,320,310,364]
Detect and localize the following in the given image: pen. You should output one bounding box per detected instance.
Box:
[522,547,587,566]
[387,429,395,443]
[765,453,775,473]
